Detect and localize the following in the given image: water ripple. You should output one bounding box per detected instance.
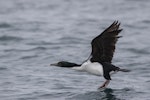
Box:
[0,0,150,100]
[0,23,12,28]
[0,67,7,71]
[0,35,23,42]
[20,55,38,60]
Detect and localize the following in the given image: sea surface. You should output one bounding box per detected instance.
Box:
[0,0,150,100]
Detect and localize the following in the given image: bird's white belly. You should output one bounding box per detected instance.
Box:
[81,61,104,76]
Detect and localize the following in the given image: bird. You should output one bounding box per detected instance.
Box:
[50,21,130,89]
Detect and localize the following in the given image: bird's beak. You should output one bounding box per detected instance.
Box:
[50,63,57,66]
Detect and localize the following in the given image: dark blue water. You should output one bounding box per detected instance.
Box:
[0,0,150,100]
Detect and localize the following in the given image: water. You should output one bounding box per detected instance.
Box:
[0,0,150,100]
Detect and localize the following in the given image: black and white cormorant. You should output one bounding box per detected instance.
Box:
[51,21,130,89]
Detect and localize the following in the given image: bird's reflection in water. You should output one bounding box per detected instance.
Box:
[69,88,122,100]
[101,88,121,100]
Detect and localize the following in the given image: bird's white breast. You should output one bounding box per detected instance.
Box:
[80,61,104,76]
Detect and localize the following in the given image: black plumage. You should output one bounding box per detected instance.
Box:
[90,21,122,63]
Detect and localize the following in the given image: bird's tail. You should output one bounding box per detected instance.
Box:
[118,68,131,72]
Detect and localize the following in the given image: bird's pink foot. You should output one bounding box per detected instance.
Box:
[98,80,110,89]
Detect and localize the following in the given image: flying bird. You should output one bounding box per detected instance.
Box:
[51,21,130,89]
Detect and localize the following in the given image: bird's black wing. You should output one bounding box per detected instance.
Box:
[90,21,122,63]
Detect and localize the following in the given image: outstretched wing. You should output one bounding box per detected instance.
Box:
[90,21,122,63]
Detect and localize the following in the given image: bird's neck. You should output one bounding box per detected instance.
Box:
[71,60,91,71]
[71,66,83,71]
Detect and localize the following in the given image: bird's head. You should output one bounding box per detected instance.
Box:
[50,61,80,67]
[50,61,67,67]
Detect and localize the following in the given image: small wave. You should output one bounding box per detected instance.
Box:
[59,36,84,44]
[27,41,54,46]
[113,87,134,92]
[0,35,23,42]
[4,46,47,53]
[0,67,7,71]
[125,48,150,55]
[141,20,150,24]
[37,92,71,99]
[31,47,47,51]
[22,46,47,51]
[0,23,12,28]
[20,55,38,60]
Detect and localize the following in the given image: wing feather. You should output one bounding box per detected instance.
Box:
[90,21,122,63]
